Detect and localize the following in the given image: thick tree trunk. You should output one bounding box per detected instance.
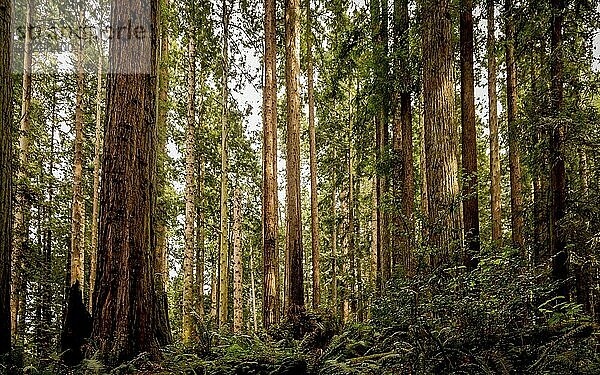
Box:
[232,188,243,333]
[262,0,280,329]
[422,0,462,265]
[219,0,230,329]
[306,0,320,311]
[505,0,525,252]
[550,0,568,299]
[92,0,161,364]
[12,0,34,341]
[487,0,502,244]
[0,0,13,355]
[285,0,305,319]
[392,0,414,277]
[182,35,197,345]
[460,0,480,269]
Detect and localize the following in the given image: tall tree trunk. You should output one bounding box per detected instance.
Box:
[487,0,502,244]
[505,0,524,252]
[392,0,414,277]
[232,188,243,333]
[285,0,305,320]
[331,187,338,316]
[62,17,91,363]
[12,0,34,341]
[306,0,320,312]
[155,0,172,346]
[262,0,280,329]
[210,252,218,322]
[92,0,161,364]
[422,0,461,265]
[182,34,197,345]
[550,0,568,299]
[379,0,391,287]
[460,0,480,269]
[70,11,86,294]
[89,32,104,313]
[219,0,230,329]
[419,93,428,243]
[196,157,206,321]
[250,245,258,332]
[348,101,356,319]
[0,0,13,355]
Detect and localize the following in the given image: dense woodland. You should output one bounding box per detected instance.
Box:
[0,0,599,373]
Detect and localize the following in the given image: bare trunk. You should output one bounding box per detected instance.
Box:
[392,0,414,277]
[460,0,480,268]
[250,245,258,332]
[505,0,525,252]
[422,0,461,265]
[233,188,243,333]
[306,0,320,311]
[285,0,304,318]
[262,0,280,329]
[89,31,104,313]
[92,0,161,364]
[331,187,338,316]
[487,0,502,244]
[0,0,13,354]
[196,157,206,320]
[219,0,230,329]
[550,0,568,299]
[182,35,197,345]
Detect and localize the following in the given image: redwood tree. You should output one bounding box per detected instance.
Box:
[285,0,305,318]
[92,0,161,364]
[262,0,279,328]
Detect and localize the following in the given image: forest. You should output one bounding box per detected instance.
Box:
[0,0,599,373]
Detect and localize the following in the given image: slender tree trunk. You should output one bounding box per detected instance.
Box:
[0,0,13,354]
[61,26,91,361]
[392,0,414,277]
[348,103,356,319]
[331,187,338,316]
[285,0,305,319]
[250,244,258,332]
[306,0,320,312]
[154,0,172,345]
[219,0,230,329]
[12,0,34,341]
[460,0,480,269]
[89,32,104,313]
[210,252,218,322]
[550,0,568,299]
[70,11,85,293]
[487,0,502,244]
[196,157,206,321]
[233,188,243,333]
[370,177,378,294]
[379,0,391,286]
[92,0,161,364]
[505,0,525,252]
[422,0,461,265]
[182,34,197,345]
[262,0,280,329]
